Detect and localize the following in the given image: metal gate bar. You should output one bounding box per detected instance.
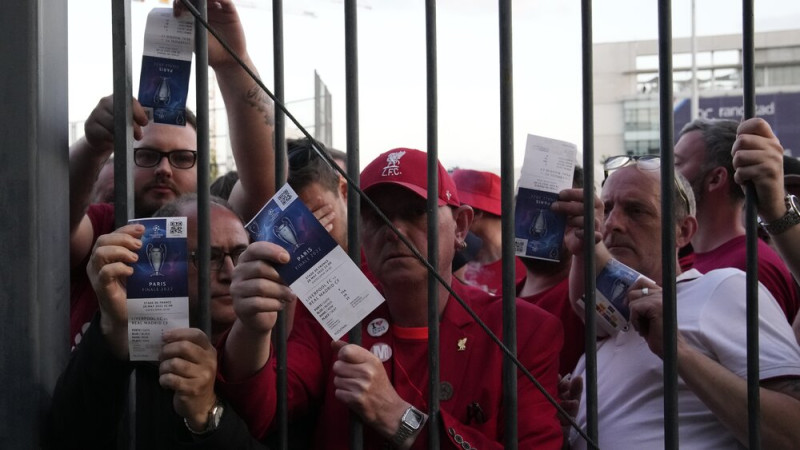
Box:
[425,2,442,449]
[741,0,761,447]
[498,1,519,447]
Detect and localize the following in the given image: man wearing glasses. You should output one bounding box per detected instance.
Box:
[50,194,268,449]
[67,0,277,348]
[555,159,800,449]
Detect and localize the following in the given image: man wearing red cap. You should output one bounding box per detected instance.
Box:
[451,169,527,296]
[216,149,564,449]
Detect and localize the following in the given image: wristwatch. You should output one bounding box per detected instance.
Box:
[391,405,426,447]
[759,194,800,235]
[184,399,224,435]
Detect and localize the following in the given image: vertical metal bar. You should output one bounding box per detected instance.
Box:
[195,0,212,340]
[0,0,68,447]
[344,0,364,446]
[425,1,441,448]
[741,1,761,447]
[580,0,599,447]
[657,1,679,448]
[112,0,134,227]
[271,0,289,448]
[111,3,135,448]
[498,0,518,447]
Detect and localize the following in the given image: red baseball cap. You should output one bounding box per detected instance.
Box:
[360,148,461,207]
[451,169,501,216]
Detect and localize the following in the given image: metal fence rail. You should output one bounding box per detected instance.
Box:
[0,0,771,448]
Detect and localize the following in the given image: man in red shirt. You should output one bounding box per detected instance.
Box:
[217,149,564,449]
[675,118,799,321]
[451,169,526,295]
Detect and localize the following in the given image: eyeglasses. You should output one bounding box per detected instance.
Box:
[602,154,693,216]
[602,154,661,180]
[190,247,246,271]
[134,148,198,169]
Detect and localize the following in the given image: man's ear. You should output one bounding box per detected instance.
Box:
[453,205,474,244]
[705,166,729,194]
[676,214,698,249]
[338,175,347,201]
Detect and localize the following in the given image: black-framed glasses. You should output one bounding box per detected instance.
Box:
[134,148,198,169]
[602,154,693,216]
[190,247,246,271]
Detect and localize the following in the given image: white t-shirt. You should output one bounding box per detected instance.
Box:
[569,268,800,450]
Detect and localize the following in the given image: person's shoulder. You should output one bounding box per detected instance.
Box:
[756,238,794,270]
[87,202,114,215]
[86,203,116,232]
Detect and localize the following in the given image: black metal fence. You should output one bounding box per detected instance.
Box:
[0,0,766,448]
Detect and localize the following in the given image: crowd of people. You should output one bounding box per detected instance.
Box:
[49,1,800,448]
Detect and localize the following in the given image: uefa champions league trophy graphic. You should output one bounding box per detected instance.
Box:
[247,222,263,241]
[154,77,171,106]
[609,278,628,304]
[147,243,167,277]
[530,209,548,239]
[274,217,302,252]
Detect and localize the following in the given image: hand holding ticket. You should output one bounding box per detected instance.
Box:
[577,258,654,335]
[246,184,384,340]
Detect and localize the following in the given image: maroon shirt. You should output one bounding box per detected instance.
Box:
[519,277,585,375]
[70,203,116,348]
[691,235,800,322]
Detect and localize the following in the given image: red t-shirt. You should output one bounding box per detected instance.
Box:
[519,278,585,376]
[461,257,527,296]
[70,203,116,348]
[691,235,800,322]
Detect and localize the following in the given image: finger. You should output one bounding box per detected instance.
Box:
[331,339,349,355]
[91,245,139,272]
[231,273,296,304]
[94,261,136,284]
[556,188,585,202]
[162,328,213,352]
[96,224,145,245]
[332,358,374,381]
[159,371,189,392]
[172,0,186,17]
[234,295,289,319]
[736,117,773,138]
[569,376,584,398]
[333,341,371,364]
[237,241,290,265]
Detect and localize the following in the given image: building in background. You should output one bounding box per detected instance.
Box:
[594,29,800,164]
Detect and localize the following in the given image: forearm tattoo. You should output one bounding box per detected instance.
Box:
[245,84,275,126]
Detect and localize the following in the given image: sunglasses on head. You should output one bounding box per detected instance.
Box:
[602,154,692,215]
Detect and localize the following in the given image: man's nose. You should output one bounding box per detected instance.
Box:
[217,254,236,280]
[603,208,624,233]
[154,154,173,177]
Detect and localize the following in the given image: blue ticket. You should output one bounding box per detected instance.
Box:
[247,184,385,340]
[126,216,189,361]
[594,259,642,332]
[514,187,567,261]
[137,8,194,126]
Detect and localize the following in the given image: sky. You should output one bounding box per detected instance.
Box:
[68,0,800,173]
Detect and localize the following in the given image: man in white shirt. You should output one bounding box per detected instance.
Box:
[553,159,800,449]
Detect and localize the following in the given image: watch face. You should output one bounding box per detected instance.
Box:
[788,194,800,213]
[210,404,224,429]
[404,408,424,429]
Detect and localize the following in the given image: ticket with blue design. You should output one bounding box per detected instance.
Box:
[514,134,577,261]
[247,184,385,340]
[126,216,189,361]
[138,8,194,126]
[588,258,644,334]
